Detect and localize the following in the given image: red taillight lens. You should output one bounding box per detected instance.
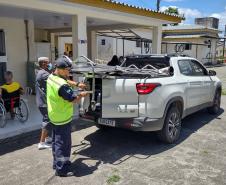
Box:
[136,83,161,95]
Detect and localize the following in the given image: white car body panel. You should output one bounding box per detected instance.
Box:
[102,78,140,118]
[101,57,221,123]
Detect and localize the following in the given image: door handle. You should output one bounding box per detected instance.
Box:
[203,81,211,85]
[190,81,202,86]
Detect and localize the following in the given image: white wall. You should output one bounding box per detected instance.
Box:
[97,28,153,61]
[97,36,114,61]
[57,34,153,62]
[35,42,51,60]
[58,36,72,57]
[161,38,218,63]
[0,17,35,88]
[216,45,225,57]
[162,43,211,62]
[35,28,49,42]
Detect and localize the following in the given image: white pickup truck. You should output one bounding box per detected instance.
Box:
[73,55,222,143]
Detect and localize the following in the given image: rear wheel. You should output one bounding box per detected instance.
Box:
[158,106,182,143]
[0,103,6,128]
[208,90,221,114]
[15,99,29,123]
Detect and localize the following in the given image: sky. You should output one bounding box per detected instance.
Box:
[118,0,226,33]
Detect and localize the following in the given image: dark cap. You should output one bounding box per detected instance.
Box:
[55,56,72,69]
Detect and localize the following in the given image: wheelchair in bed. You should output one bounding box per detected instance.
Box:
[0,89,29,128]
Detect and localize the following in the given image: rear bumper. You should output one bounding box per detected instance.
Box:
[132,117,164,131]
[81,114,164,132]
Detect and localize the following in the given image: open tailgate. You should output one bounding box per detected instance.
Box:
[102,78,140,118]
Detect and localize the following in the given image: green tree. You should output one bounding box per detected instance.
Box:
[164,7,181,26]
[164,7,179,15]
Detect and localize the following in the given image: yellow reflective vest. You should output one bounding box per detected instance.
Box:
[47,74,73,125]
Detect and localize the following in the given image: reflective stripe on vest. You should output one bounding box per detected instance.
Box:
[55,156,70,162]
[47,74,73,125]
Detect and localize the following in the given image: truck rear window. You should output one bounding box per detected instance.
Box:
[122,57,170,69]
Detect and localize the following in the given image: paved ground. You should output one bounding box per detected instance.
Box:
[0,96,41,140]
[0,64,225,185]
[0,96,226,185]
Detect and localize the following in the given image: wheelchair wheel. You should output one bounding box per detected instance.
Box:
[0,103,7,128]
[15,99,29,123]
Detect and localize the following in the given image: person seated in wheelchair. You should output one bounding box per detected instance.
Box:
[0,71,24,118]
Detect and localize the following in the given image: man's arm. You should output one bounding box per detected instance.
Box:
[72,92,88,103]
[67,80,86,90]
[58,84,88,103]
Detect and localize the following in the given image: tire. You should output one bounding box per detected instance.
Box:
[158,106,182,144]
[15,99,29,123]
[207,90,221,115]
[0,103,7,128]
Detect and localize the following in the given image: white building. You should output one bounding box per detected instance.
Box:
[58,28,154,63]
[89,24,221,64]
[216,38,226,62]
[161,25,220,64]
[0,0,182,88]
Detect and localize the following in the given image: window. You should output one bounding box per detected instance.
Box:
[178,60,193,75]
[123,57,170,69]
[189,60,207,76]
[178,60,207,76]
[101,39,105,46]
[136,40,142,48]
[185,43,192,50]
[0,30,6,56]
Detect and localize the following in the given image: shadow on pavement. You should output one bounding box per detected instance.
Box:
[0,108,224,177]
[0,118,93,156]
[71,108,224,177]
[0,130,40,156]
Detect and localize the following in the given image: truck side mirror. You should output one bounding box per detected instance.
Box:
[209,70,216,76]
[169,66,174,76]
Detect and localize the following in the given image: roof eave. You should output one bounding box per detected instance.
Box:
[65,0,183,23]
[163,27,220,33]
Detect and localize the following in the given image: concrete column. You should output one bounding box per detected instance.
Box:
[152,26,162,54]
[91,31,97,61]
[27,20,35,61]
[87,30,97,61]
[50,33,55,62]
[72,14,87,60]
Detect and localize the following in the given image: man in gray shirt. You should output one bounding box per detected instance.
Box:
[36,57,53,150]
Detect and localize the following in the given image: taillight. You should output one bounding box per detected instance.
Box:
[136,83,161,95]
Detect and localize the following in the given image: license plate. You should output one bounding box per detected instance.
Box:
[98,118,116,127]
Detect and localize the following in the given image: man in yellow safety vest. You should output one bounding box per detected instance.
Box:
[47,56,88,177]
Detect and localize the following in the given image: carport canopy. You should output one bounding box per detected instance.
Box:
[97,29,152,43]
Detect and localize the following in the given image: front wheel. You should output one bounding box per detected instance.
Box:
[15,99,29,123]
[207,90,221,115]
[158,106,182,144]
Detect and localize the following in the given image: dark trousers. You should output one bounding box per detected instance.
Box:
[52,122,72,174]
